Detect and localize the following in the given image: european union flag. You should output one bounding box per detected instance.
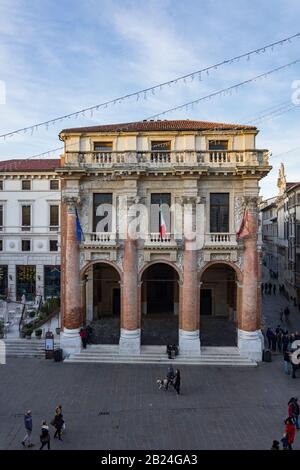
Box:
[75,207,83,242]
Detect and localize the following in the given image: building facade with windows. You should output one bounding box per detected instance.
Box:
[0,159,61,301]
[58,120,270,360]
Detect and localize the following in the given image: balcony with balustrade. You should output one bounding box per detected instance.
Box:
[204,232,237,249]
[144,232,178,249]
[62,149,269,171]
[83,232,117,248]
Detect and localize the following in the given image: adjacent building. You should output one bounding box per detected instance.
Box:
[57,119,271,360]
[261,163,300,305]
[0,159,61,301]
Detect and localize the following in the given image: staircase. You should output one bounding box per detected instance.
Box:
[4,338,60,359]
[64,345,256,366]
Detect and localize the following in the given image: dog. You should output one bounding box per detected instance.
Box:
[156,378,169,391]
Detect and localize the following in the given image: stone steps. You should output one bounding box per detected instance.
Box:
[65,345,256,366]
[4,339,60,358]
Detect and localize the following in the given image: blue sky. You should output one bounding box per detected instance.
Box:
[0,0,299,198]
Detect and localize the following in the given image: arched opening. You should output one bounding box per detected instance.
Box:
[83,262,121,344]
[200,263,238,346]
[141,262,179,345]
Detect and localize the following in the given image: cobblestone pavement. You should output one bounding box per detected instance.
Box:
[0,355,299,451]
[1,273,300,451]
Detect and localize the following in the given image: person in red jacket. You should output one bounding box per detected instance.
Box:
[282,418,296,450]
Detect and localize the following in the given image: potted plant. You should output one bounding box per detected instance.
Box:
[24,326,33,339]
[55,327,61,335]
[35,328,42,339]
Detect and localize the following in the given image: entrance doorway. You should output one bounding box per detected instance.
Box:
[141,263,179,345]
[200,263,237,346]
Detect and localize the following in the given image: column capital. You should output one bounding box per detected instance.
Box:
[62,195,80,212]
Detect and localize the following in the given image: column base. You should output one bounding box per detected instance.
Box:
[60,328,82,357]
[119,329,141,355]
[238,329,263,362]
[179,329,201,355]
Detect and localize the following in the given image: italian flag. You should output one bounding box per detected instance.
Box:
[159,202,167,239]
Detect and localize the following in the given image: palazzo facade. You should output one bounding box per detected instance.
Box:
[58,120,271,361]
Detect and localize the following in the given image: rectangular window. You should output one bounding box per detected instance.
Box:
[151,141,171,151]
[44,266,60,298]
[297,225,300,245]
[0,180,3,190]
[21,240,31,251]
[0,265,8,297]
[208,140,228,150]
[93,193,113,232]
[21,205,31,231]
[94,142,113,151]
[150,193,171,233]
[50,179,59,190]
[49,240,58,252]
[0,240,2,251]
[210,193,229,232]
[49,205,59,230]
[0,204,3,230]
[16,265,36,301]
[22,180,31,190]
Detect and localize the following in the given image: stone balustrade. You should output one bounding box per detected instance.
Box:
[63,150,269,169]
[205,233,237,246]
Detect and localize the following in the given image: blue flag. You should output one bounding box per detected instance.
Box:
[75,207,83,242]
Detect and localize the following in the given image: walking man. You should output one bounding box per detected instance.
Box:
[173,369,181,395]
[22,410,33,448]
[165,365,175,390]
[39,421,51,450]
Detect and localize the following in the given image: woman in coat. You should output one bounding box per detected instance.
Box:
[173,369,181,395]
[282,418,296,450]
[39,421,50,450]
[53,409,64,441]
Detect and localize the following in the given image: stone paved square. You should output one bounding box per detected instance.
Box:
[0,355,299,451]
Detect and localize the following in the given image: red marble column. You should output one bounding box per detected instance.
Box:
[60,200,82,354]
[240,203,259,332]
[179,240,200,354]
[119,235,140,353]
[238,197,263,361]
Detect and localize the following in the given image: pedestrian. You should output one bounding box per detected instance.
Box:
[282,418,296,450]
[280,308,284,322]
[271,333,277,352]
[270,440,280,450]
[261,283,264,295]
[79,328,87,349]
[277,331,283,353]
[293,398,300,430]
[52,408,64,441]
[22,410,34,448]
[284,350,291,375]
[86,324,93,344]
[273,284,277,295]
[165,365,175,390]
[56,405,65,433]
[173,369,181,395]
[268,282,272,294]
[266,328,273,349]
[264,282,268,294]
[39,421,50,450]
[283,332,290,353]
[284,306,290,321]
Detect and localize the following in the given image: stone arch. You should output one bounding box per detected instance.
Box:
[80,259,123,282]
[199,260,243,283]
[138,259,183,284]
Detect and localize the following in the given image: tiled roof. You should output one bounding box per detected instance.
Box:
[0,159,61,172]
[60,119,257,135]
[286,182,300,192]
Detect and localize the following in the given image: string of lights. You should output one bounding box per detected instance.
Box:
[0,32,299,141]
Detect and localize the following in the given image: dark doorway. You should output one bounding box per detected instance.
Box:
[200,264,237,346]
[112,288,120,316]
[89,263,121,344]
[141,263,179,345]
[200,289,212,316]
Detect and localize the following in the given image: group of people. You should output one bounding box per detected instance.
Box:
[262,283,277,295]
[266,326,300,378]
[271,397,299,450]
[21,405,65,450]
